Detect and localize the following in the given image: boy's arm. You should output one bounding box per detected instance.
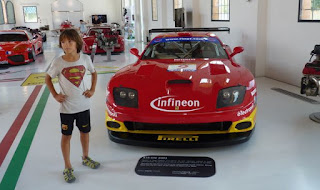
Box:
[45,74,58,97]
[45,74,66,103]
[83,71,97,98]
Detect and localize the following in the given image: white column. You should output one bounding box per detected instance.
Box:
[255,0,268,77]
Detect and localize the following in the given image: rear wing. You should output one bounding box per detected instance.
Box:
[147,27,230,42]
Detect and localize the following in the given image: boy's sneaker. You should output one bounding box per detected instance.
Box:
[63,168,76,183]
[82,156,100,169]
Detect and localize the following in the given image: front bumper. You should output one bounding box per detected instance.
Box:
[105,107,257,147]
[108,129,254,148]
[0,51,32,65]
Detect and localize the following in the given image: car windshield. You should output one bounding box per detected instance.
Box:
[141,37,228,60]
[0,34,28,42]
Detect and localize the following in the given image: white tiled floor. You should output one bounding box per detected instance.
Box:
[1,36,320,190]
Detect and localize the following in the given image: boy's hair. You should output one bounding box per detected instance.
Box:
[59,29,83,53]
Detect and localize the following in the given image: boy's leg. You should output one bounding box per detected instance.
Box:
[61,134,72,169]
[60,113,75,169]
[60,113,76,183]
[75,110,91,159]
[80,132,89,159]
[76,110,100,169]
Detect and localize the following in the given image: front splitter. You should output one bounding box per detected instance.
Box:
[108,128,254,148]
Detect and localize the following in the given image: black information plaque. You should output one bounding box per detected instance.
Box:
[135,155,215,177]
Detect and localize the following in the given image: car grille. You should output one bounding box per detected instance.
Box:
[8,55,25,63]
[124,121,232,131]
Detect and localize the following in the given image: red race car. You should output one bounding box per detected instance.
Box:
[105,32,257,147]
[60,20,73,32]
[0,30,43,65]
[82,26,124,54]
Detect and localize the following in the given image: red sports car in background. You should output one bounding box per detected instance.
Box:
[82,27,124,54]
[60,20,73,32]
[105,32,257,147]
[0,30,43,65]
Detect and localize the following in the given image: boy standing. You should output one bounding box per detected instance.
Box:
[45,29,100,183]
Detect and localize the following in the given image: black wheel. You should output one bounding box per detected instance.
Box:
[42,35,47,42]
[39,46,44,54]
[31,47,36,62]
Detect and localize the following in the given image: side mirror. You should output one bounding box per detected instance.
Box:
[230,46,244,57]
[130,48,140,57]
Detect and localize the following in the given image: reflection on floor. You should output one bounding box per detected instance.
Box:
[0,36,320,190]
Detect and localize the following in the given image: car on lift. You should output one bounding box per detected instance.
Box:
[82,26,124,54]
[105,32,257,147]
[11,26,47,42]
[0,30,43,65]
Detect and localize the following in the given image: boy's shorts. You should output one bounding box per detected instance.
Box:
[60,110,91,135]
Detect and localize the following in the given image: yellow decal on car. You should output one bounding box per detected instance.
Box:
[157,135,199,142]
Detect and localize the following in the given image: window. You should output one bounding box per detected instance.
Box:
[299,0,320,21]
[0,0,4,24]
[23,6,38,23]
[173,0,183,20]
[211,0,230,21]
[174,0,183,9]
[6,1,15,24]
[141,38,228,60]
[152,0,158,21]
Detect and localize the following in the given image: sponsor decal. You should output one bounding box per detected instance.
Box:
[150,37,219,44]
[62,65,86,87]
[150,95,204,113]
[157,135,199,142]
[168,64,197,72]
[251,88,257,96]
[237,103,255,117]
[174,58,196,61]
[106,106,118,117]
[246,79,255,90]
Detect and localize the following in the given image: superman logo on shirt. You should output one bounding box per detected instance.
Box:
[62,65,86,87]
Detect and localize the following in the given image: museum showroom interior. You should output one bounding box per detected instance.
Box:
[0,0,320,190]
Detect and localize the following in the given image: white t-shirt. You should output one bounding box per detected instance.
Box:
[47,53,96,114]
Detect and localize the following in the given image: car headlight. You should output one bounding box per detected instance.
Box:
[113,87,138,108]
[217,86,246,108]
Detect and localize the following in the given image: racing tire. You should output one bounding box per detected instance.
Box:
[42,35,47,42]
[31,47,36,62]
[39,47,44,54]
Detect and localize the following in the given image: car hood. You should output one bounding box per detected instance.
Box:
[108,59,254,113]
[112,59,247,87]
[0,41,30,51]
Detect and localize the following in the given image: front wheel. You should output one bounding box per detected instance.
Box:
[31,47,36,62]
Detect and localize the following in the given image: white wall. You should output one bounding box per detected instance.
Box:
[143,0,260,75]
[6,0,121,30]
[266,0,320,86]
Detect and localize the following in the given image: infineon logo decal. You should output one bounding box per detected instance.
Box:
[150,95,204,113]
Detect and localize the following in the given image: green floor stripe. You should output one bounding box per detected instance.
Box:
[0,87,50,190]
